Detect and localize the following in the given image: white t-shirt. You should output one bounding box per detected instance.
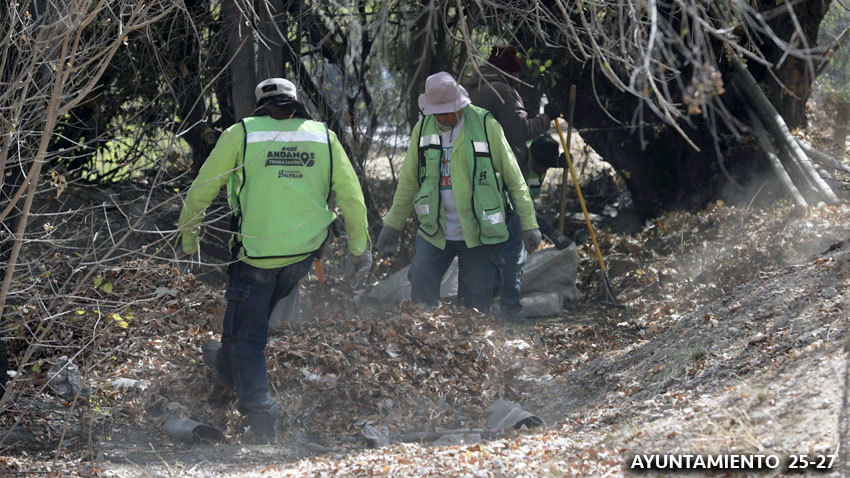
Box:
[437,116,464,241]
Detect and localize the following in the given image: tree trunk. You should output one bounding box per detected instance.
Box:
[177,0,216,173]
[0,139,19,391]
[257,0,284,80]
[755,0,832,129]
[547,63,726,218]
[834,101,850,153]
[406,2,435,129]
[541,0,832,218]
[405,0,451,129]
[225,0,256,120]
[731,57,839,204]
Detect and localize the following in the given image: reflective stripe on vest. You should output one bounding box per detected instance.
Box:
[246,130,329,144]
[419,134,440,147]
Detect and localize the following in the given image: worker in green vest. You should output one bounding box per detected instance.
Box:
[177,78,371,444]
[376,71,540,313]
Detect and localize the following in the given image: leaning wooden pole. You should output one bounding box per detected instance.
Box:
[557,87,577,235]
[731,57,839,204]
[746,108,808,207]
[797,139,850,175]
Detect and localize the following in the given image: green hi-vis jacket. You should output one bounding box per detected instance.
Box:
[383,105,538,250]
[177,116,369,269]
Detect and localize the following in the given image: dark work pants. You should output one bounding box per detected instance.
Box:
[217,258,312,421]
[410,235,501,313]
[499,201,526,318]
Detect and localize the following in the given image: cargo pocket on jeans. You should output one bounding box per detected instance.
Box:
[489,247,505,294]
[223,285,251,338]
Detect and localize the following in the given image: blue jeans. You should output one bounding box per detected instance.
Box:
[216,258,312,420]
[410,235,501,313]
[499,207,526,317]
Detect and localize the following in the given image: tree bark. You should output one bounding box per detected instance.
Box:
[755,0,832,129]
[834,101,850,153]
[406,1,435,129]
[225,0,256,120]
[257,0,284,80]
[535,0,833,218]
[797,139,850,175]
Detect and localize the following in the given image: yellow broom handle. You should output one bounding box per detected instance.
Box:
[554,87,607,272]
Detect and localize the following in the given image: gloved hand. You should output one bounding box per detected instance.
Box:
[557,152,568,168]
[522,228,542,252]
[544,101,561,119]
[551,232,573,250]
[376,224,402,255]
[344,250,373,283]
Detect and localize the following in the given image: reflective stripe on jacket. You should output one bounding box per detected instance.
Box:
[526,169,545,200]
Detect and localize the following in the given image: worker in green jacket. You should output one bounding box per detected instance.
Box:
[376,71,540,313]
[177,78,371,444]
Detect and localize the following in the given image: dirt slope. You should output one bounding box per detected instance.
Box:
[1,201,848,477]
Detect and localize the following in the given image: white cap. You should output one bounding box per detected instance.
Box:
[255,78,297,104]
[417,72,471,115]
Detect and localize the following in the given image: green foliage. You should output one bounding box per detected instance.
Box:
[817,3,850,102]
[84,130,191,183]
[525,54,553,74]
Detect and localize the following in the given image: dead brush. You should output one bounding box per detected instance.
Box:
[699,406,769,453]
[648,339,713,393]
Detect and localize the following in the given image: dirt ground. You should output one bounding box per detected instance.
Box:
[1,127,850,477]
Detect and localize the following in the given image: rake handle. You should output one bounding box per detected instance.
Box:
[554,85,607,273]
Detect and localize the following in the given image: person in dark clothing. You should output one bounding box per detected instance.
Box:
[466,46,561,323]
[527,134,573,250]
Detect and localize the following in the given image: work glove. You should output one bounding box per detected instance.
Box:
[557,152,568,168]
[550,232,573,250]
[344,250,373,283]
[376,224,402,255]
[544,101,561,119]
[522,228,542,253]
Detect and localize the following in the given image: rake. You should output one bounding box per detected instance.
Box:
[553,84,621,307]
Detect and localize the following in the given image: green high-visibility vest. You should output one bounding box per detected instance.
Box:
[413,105,510,244]
[232,116,335,259]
